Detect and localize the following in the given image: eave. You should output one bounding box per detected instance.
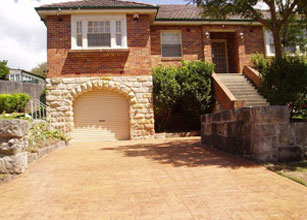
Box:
[36,7,159,23]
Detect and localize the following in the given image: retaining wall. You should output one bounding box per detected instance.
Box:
[201,106,307,162]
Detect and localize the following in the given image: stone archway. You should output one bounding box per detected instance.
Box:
[68,79,137,140]
[46,76,155,140]
[69,80,137,104]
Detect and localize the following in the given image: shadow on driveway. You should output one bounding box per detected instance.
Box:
[101,137,258,169]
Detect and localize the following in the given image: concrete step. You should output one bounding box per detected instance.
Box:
[216,73,269,108]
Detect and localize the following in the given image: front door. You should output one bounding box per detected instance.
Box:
[211,41,228,73]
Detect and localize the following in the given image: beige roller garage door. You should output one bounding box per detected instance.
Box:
[72,89,130,142]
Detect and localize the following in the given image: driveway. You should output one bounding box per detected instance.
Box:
[0,137,306,220]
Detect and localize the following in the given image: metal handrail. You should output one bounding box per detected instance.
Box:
[30,99,66,132]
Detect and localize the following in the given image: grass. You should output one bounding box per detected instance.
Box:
[264,161,307,187]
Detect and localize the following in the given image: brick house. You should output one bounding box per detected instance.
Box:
[36,0,266,141]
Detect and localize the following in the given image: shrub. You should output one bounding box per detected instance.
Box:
[0,93,30,113]
[250,53,269,73]
[153,60,215,132]
[0,60,9,80]
[258,55,307,118]
[40,88,46,104]
[28,122,70,152]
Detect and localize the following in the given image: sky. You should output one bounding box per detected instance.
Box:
[0,0,187,71]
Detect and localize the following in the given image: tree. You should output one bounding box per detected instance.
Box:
[31,62,47,78]
[189,0,307,58]
[0,60,10,80]
[281,12,307,54]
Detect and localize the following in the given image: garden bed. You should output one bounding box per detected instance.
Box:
[27,140,66,164]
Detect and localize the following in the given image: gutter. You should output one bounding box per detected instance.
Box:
[35,5,159,12]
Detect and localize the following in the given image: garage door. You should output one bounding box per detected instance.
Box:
[72,89,130,142]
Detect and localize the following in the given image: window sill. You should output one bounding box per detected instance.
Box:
[69,48,130,53]
[161,57,182,61]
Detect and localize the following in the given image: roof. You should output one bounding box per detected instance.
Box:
[36,1,268,22]
[36,0,158,10]
[156,5,264,21]
[10,68,46,80]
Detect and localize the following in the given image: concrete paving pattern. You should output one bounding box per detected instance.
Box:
[0,137,306,219]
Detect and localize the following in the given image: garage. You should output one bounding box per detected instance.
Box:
[72,89,130,142]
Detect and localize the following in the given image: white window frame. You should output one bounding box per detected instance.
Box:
[264,30,275,57]
[71,14,127,50]
[161,30,183,58]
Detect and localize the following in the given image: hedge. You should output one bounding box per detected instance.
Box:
[0,93,30,113]
[153,60,215,132]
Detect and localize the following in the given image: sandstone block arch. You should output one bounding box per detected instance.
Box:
[46,76,155,140]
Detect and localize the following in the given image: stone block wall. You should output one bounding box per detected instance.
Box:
[46,75,155,140]
[201,106,307,162]
[0,120,29,174]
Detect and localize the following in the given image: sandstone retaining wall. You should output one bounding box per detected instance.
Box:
[46,76,155,140]
[201,106,307,162]
[0,120,29,174]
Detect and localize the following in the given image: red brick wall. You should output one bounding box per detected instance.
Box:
[203,25,265,72]
[151,25,264,72]
[46,14,152,78]
[151,25,204,67]
[46,15,265,77]
[210,32,238,73]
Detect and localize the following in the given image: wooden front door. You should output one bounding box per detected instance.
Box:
[211,41,228,73]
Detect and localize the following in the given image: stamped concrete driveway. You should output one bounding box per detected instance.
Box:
[0,137,307,220]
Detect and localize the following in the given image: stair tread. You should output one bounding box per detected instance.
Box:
[215,73,269,108]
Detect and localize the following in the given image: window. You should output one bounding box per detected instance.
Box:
[88,21,111,47]
[71,15,127,49]
[116,21,122,46]
[161,31,182,57]
[76,21,83,47]
[265,30,275,56]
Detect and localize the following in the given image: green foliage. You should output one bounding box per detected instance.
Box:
[0,93,30,113]
[189,0,306,58]
[29,122,70,149]
[0,112,31,120]
[40,88,46,104]
[153,60,215,132]
[31,62,47,78]
[281,15,307,54]
[250,53,269,73]
[0,60,9,80]
[255,55,307,118]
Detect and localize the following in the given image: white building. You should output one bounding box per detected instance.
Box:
[9,69,45,84]
[264,30,307,57]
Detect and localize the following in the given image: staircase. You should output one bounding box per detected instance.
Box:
[216,73,269,107]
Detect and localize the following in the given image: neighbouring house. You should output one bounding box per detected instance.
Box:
[36,0,270,141]
[264,29,307,56]
[9,68,45,84]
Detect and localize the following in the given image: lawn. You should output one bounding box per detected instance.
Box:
[264,161,307,186]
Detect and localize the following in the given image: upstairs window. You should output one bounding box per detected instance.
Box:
[76,21,83,47]
[116,21,122,46]
[161,31,182,57]
[88,21,111,47]
[71,15,127,50]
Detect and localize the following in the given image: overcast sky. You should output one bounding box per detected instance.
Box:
[0,0,187,71]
